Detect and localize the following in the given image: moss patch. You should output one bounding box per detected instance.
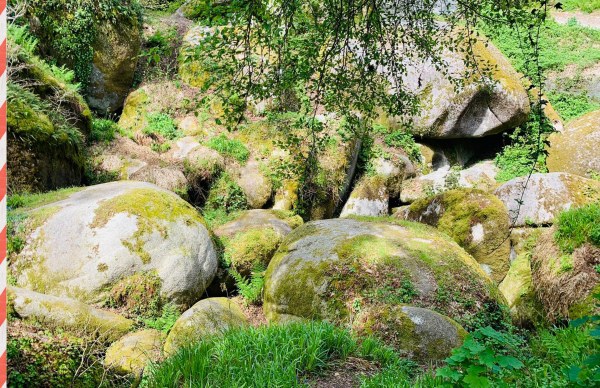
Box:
[224,228,282,276]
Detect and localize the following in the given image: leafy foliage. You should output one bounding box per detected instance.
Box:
[206,134,250,163]
[228,264,266,305]
[90,118,118,142]
[25,0,143,87]
[142,304,181,333]
[494,112,553,182]
[143,113,181,140]
[205,173,248,213]
[554,202,600,254]
[561,0,600,13]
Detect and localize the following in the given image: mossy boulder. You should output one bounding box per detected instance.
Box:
[164,297,248,355]
[87,17,142,113]
[354,305,467,361]
[264,218,506,342]
[8,287,134,342]
[215,209,303,238]
[391,38,529,138]
[129,166,189,194]
[400,161,498,203]
[104,329,163,376]
[531,227,600,322]
[401,189,511,283]
[340,175,389,218]
[11,181,217,307]
[231,160,273,209]
[494,173,600,227]
[547,110,600,178]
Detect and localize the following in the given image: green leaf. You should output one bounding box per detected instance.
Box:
[497,356,524,370]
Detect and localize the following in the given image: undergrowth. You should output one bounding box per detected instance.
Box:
[554,202,600,254]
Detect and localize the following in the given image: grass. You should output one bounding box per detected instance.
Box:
[143,113,181,140]
[561,0,600,13]
[554,202,600,254]
[206,134,250,164]
[481,18,600,122]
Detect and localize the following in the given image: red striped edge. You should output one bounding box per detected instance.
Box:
[0,0,7,386]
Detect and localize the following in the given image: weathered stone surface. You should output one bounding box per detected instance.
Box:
[8,287,134,341]
[402,189,511,283]
[87,17,142,113]
[494,173,600,227]
[547,110,600,178]
[12,181,217,306]
[354,305,467,361]
[129,166,189,193]
[164,298,248,355]
[231,160,273,209]
[215,209,303,238]
[391,39,530,139]
[104,329,163,376]
[264,218,505,349]
[340,175,389,218]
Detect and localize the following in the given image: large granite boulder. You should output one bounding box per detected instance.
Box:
[401,189,511,283]
[264,218,506,353]
[547,110,600,178]
[164,298,248,355]
[8,287,134,342]
[11,181,218,307]
[494,173,600,227]
[391,39,530,139]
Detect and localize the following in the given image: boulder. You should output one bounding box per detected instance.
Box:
[401,189,511,283]
[231,160,273,209]
[215,209,303,238]
[104,330,163,376]
[164,298,248,355]
[400,161,498,203]
[393,39,530,138]
[129,166,189,194]
[8,287,133,341]
[494,173,600,227]
[340,175,389,218]
[353,305,467,361]
[11,181,218,307]
[547,110,600,178]
[86,18,142,113]
[264,218,506,342]
[531,227,600,322]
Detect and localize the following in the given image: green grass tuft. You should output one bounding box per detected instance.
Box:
[554,202,600,254]
[206,134,250,164]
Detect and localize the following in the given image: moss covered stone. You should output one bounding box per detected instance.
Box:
[264,218,506,344]
[224,228,282,276]
[547,110,600,178]
[353,305,467,361]
[215,209,303,239]
[495,173,600,227]
[9,286,134,342]
[402,188,511,283]
[12,181,217,307]
[163,297,248,355]
[104,329,163,376]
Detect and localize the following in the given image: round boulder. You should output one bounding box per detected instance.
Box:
[12,181,218,307]
[401,189,511,283]
[164,297,248,355]
[354,305,467,361]
[104,329,163,376]
[340,175,389,218]
[494,173,600,227]
[264,218,505,341]
[547,110,600,178]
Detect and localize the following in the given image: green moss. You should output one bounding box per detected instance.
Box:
[568,284,600,320]
[91,188,205,263]
[224,228,282,275]
[106,271,164,318]
[118,87,149,135]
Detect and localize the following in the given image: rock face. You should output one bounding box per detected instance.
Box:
[401,189,511,283]
[394,39,529,139]
[340,175,389,218]
[400,161,498,203]
[264,218,505,347]
[12,181,217,306]
[86,18,142,113]
[547,110,600,178]
[104,330,163,376]
[494,173,600,227]
[164,298,248,355]
[8,287,134,341]
[531,227,600,322]
[354,305,467,361]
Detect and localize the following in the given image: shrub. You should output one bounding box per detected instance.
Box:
[206,134,250,164]
[143,113,181,140]
[90,118,118,142]
[205,173,248,213]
